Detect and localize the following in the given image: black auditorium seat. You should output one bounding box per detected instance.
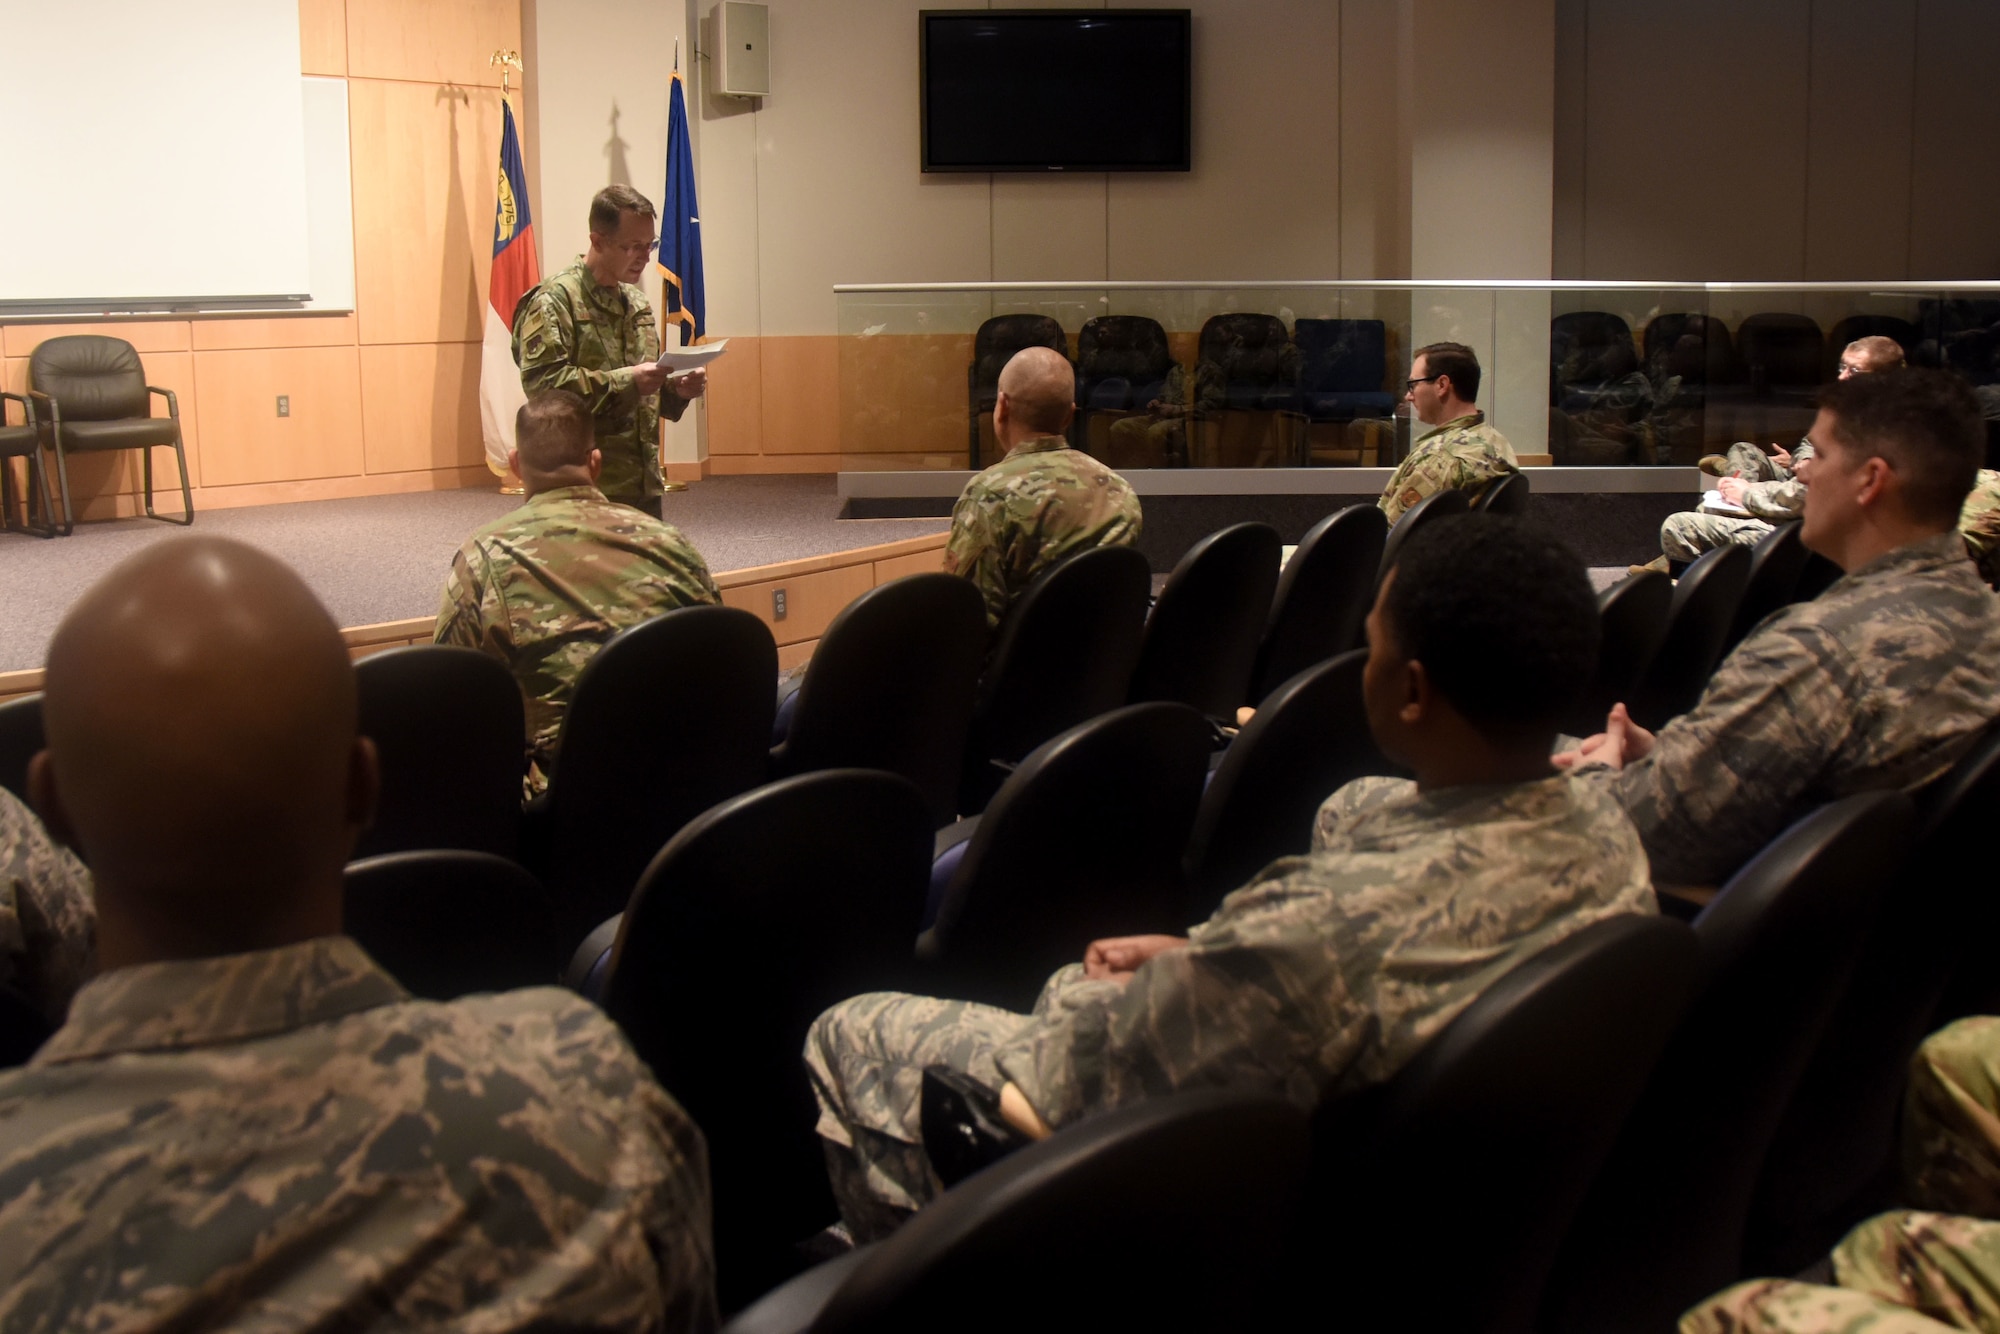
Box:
[1542,791,1916,1334]
[770,573,987,826]
[923,702,1213,1012]
[1469,469,1529,515]
[352,645,525,862]
[593,769,932,1308]
[343,850,560,999]
[724,1091,1309,1334]
[524,604,776,950]
[1378,487,1470,582]
[1249,504,1387,702]
[1625,543,1752,732]
[1183,651,1400,921]
[1722,521,1812,655]
[1560,571,1671,739]
[1291,914,1699,1332]
[1127,521,1282,721]
[958,544,1151,815]
[0,694,44,805]
[967,314,1068,468]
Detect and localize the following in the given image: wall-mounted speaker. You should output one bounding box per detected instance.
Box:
[715,3,770,98]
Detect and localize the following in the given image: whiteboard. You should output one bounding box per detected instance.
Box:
[302,76,355,312]
[0,0,314,309]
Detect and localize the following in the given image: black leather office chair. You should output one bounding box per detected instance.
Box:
[1128,521,1281,720]
[1294,318,1396,424]
[1073,315,1175,463]
[0,391,55,538]
[1249,504,1387,701]
[1190,313,1303,466]
[29,335,193,532]
[343,850,560,999]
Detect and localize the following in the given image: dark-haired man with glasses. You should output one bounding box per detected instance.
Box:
[513,185,706,517]
[1378,341,1519,522]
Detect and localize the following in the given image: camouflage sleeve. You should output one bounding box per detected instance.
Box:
[1607,622,1854,886]
[432,545,509,659]
[0,788,94,1028]
[1830,1211,2000,1333]
[1901,1017,2000,1217]
[517,288,638,415]
[1679,1276,1960,1333]
[1743,480,1806,520]
[943,487,1010,628]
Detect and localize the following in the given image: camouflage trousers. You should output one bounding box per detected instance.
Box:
[1723,441,1793,483]
[1662,511,1776,562]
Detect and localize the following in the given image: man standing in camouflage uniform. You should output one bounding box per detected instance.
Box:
[1560,370,2000,888]
[944,345,1143,631]
[806,516,1653,1241]
[1378,342,1519,523]
[436,390,720,796]
[0,537,717,1332]
[0,787,93,1031]
[514,185,705,516]
[1684,1017,2000,1333]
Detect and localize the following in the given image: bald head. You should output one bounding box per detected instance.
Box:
[31,537,375,966]
[994,346,1076,443]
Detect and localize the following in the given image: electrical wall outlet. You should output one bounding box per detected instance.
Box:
[773,588,788,621]
[276,395,290,417]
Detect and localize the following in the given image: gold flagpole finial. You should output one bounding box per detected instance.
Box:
[490,49,523,100]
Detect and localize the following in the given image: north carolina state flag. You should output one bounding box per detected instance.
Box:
[480,98,539,479]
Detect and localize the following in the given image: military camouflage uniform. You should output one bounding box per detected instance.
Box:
[1378,411,1519,523]
[943,435,1144,630]
[1591,531,2000,887]
[804,772,1654,1240]
[1681,1019,2000,1334]
[0,787,93,1030]
[1661,441,1813,562]
[1957,470,2000,591]
[435,484,720,795]
[514,257,692,511]
[0,935,717,1332]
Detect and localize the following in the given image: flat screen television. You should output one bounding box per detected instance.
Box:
[920,10,1192,173]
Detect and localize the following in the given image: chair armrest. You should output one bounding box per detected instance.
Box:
[0,390,33,429]
[147,385,179,418]
[25,389,59,429]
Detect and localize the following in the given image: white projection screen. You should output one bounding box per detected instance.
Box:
[0,0,313,309]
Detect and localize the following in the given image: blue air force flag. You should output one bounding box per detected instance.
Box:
[658,64,705,346]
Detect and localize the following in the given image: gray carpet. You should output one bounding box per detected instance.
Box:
[0,476,948,673]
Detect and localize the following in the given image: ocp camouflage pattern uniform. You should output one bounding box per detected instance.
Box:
[1682,1018,2000,1334]
[943,435,1144,630]
[0,935,718,1332]
[1379,411,1519,523]
[0,787,93,1029]
[514,257,692,510]
[1590,531,2000,888]
[1661,441,1814,562]
[804,772,1654,1241]
[435,484,720,795]
[1957,470,2000,590]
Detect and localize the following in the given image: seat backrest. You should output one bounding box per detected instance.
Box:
[1550,311,1639,383]
[1747,724,2000,1272]
[1626,542,1752,731]
[1378,487,1470,581]
[1561,571,1671,738]
[805,1092,1309,1334]
[1644,312,1738,385]
[1128,521,1282,718]
[352,646,525,861]
[1185,651,1400,919]
[0,694,44,804]
[1294,318,1389,393]
[1543,791,1916,1334]
[970,314,1069,398]
[929,702,1213,1010]
[343,850,560,1000]
[1196,312,1294,386]
[961,544,1151,813]
[772,573,987,825]
[1250,504,1388,701]
[1736,313,1827,387]
[1074,315,1172,385]
[28,335,148,421]
[1470,470,1530,515]
[600,769,932,1303]
[1303,915,1699,1333]
[540,604,777,947]
[1723,521,1812,655]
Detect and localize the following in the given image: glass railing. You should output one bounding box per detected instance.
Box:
[832,281,2000,474]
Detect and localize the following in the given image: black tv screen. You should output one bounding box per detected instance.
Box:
[921,10,1191,172]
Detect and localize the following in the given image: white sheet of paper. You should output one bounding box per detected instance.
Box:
[1700,490,1753,518]
[656,338,729,371]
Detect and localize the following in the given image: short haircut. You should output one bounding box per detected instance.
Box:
[1382,514,1599,743]
[1816,368,1982,526]
[515,390,596,473]
[589,184,657,235]
[997,346,1075,435]
[1415,341,1481,403]
[1846,335,1907,372]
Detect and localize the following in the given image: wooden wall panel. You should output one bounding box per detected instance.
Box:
[359,342,483,473]
[195,346,364,486]
[350,79,504,345]
[720,563,875,647]
[759,336,841,455]
[344,0,520,85]
[299,0,348,75]
[873,548,948,583]
[837,332,971,458]
[705,336,764,456]
[3,321,191,359]
[193,314,359,351]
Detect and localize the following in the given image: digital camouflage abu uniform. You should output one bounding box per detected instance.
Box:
[514,257,691,510]
[1590,531,2000,888]
[0,935,718,1333]
[1661,441,1814,562]
[804,772,1654,1241]
[1958,470,2000,590]
[1683,1018,2000,1334]
[1378,411,1520,523]
[435,484,720,795]
[0,787,93,1030]
[943,435,1144,630]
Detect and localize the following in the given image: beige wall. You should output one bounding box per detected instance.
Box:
[1554,0,2000,280]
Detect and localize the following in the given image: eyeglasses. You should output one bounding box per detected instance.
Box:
[614,240,659,257]
[1404,375,1441,391]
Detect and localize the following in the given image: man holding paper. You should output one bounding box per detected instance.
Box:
[514,185,708,516]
